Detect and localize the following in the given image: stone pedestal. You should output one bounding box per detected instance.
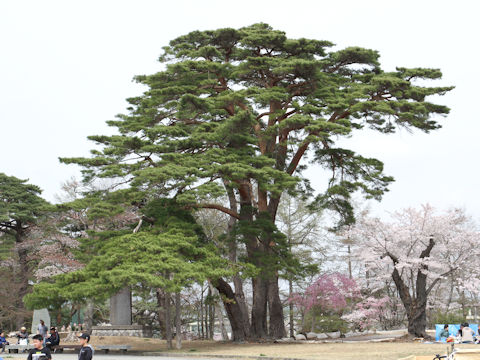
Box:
[110,288,132,325]
[91,325,151,337]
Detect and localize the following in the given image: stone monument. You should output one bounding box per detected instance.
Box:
[91,288,149,337]
[110,287,132,325]
[31,308,50,334]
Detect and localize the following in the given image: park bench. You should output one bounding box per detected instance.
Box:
[5,344,34,353]
[51,344,131,353]
[96,344,131,353]
[51,344,82,353]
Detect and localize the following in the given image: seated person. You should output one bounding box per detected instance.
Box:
[439,324,450,339]
[45,327,60,349]
[0,331,9,352]
[17,327,29,344]
[461,322,475,343]
[27,334,51,360]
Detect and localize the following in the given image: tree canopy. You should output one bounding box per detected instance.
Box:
[0,173,49,237]
[60,23,453,339]
[25,199,231,310]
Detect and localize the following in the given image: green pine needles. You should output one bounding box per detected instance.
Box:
[55,23,452,339]
[60,23,452,224]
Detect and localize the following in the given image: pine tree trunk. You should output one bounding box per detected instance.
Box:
[251,277,268,338]
[239,185,268,340]
[175,291,182,349]
[156,288,167,339]
[84,300,94,333]
[208,288,215,339]
[165,291,173,349]
[268,275,286,338]
[56,310,62,328]
[225,185,250,339]
[15,245,30,329]
[215,278,250,341]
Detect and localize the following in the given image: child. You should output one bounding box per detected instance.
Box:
[27,334,51,360]
[77,333,94,360]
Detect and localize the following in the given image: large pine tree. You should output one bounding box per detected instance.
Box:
[62,23,453,339]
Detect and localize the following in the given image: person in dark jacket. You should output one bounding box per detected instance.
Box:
[45,327,60,350]
[78,333,93,360]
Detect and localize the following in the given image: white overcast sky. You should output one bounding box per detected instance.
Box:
[1,0,478,219]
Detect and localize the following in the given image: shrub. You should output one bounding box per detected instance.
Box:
[302,313,349,334]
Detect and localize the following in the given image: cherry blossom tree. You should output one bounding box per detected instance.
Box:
[290,272,359,331]
[342,296,391,330]
[344,205,480,337]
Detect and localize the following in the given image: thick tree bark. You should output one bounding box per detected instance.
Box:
[225,183,250,337]
[155,288,167,338]
[84,300,94,333]
[238,181,270,339]
[164,291,173,349]
[208,288,215,339]
[268,275,286,338]
[407,304,427,337]
[215,278,249,341]
[251,277,268,338]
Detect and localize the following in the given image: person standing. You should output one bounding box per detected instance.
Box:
[37,320,48,338]
[77,333,93,360]
[27,334,51,360]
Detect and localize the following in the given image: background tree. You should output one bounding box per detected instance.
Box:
[61,23,453,339]
[26,199,231,348]
[276,194,326,337]
[344,205,480,337]
[0,173,50,327]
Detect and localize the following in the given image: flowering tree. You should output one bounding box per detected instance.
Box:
[290,272,359,331]
[342,296,391,330]
[344,205,480,337]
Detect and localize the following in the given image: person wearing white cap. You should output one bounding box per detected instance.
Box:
[17,326,29,345]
